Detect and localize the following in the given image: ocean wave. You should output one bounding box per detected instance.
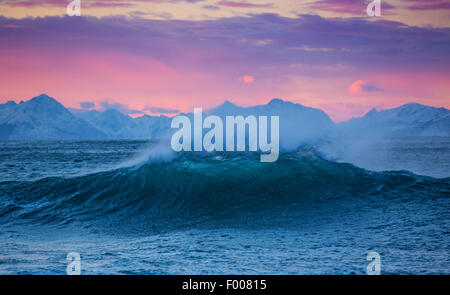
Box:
[0,149,448,232]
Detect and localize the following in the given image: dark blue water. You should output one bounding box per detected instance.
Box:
[0,140,449,274]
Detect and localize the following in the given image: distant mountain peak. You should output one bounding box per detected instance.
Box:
[26,94,67,113]
[30,94,56,102]
[5,101,16,106]
[0,94,106,140]
[400,102,425,108]
[268,98,284,105]
[266,98,304,109]
[366,108,378,115]
[27,94,65,110]
[221,100,237,107]
[339,102,449,136]
[210,100,241,114]
[37,93,51,98]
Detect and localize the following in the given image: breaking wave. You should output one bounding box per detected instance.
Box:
[0,149,448,233]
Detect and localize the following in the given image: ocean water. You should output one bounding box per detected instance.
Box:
[0,139,449,274]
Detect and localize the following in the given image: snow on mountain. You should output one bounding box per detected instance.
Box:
[338,103,449,136]
[76,109,171,140]
[0,94,106,140]
[0,95,447,141]
[207,98,335,149]
[77,109,139,139]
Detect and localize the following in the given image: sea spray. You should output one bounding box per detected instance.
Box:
[117,139,177,169]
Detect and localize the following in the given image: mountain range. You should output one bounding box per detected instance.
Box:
[0,94,448,141]
[0,95,105,140]
[337,103,449,137]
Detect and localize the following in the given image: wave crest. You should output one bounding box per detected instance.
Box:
[0,150,447,232]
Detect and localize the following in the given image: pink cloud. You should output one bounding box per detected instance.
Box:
[404,0,450,10]
[3,0,203,8]
[217,1,273,8]
[0,15,448,122]
[348,80,382,95]
[239,75,255,83]
[348,80,365,94]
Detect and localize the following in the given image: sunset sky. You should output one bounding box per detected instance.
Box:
[0,0,449,121]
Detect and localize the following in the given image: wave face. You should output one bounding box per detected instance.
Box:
[1,149,448,233]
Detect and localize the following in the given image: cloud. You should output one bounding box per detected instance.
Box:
[86,1,134,8]
[0,0,62,8]
[403,0,450,10]
[239,75,255,83]
[0,14,448,120]
[307,0,395,15]
[348,80,383,94]
[1,0,205,8]
[255,39,273,46]
[1,13,448,73]
[1,0,108,8]
[129,11,173,19]
[217,1,273,8]
[203,5,220,10]
[288,45,334,52]
[145,106,180,114]
[80,101,95,109]
[99,100,143,114]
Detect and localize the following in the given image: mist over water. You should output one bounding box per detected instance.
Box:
[318,136,450,179]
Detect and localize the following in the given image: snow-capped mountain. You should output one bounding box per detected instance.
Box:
[338,103,449,136]
[207,98,334,149]
[76,109,171,140]
[75,97,335,145]
[0,94,106,140]
[77,109,139,139]
[0,95,448,140]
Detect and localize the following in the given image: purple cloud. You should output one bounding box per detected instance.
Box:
[402,0,450,10]
[0,0,205,8]
[348,80,383,94]
[308,0,395,15]
[0,13,448,86]
[203,5,220,10]
[217,1,273,8]
[80,101,95,109]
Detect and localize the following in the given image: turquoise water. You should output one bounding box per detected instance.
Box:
[0,140,448,274]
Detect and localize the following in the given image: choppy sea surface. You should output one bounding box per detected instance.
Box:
[0,138,449,274]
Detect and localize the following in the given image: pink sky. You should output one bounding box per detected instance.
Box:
[0,1,449,121]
